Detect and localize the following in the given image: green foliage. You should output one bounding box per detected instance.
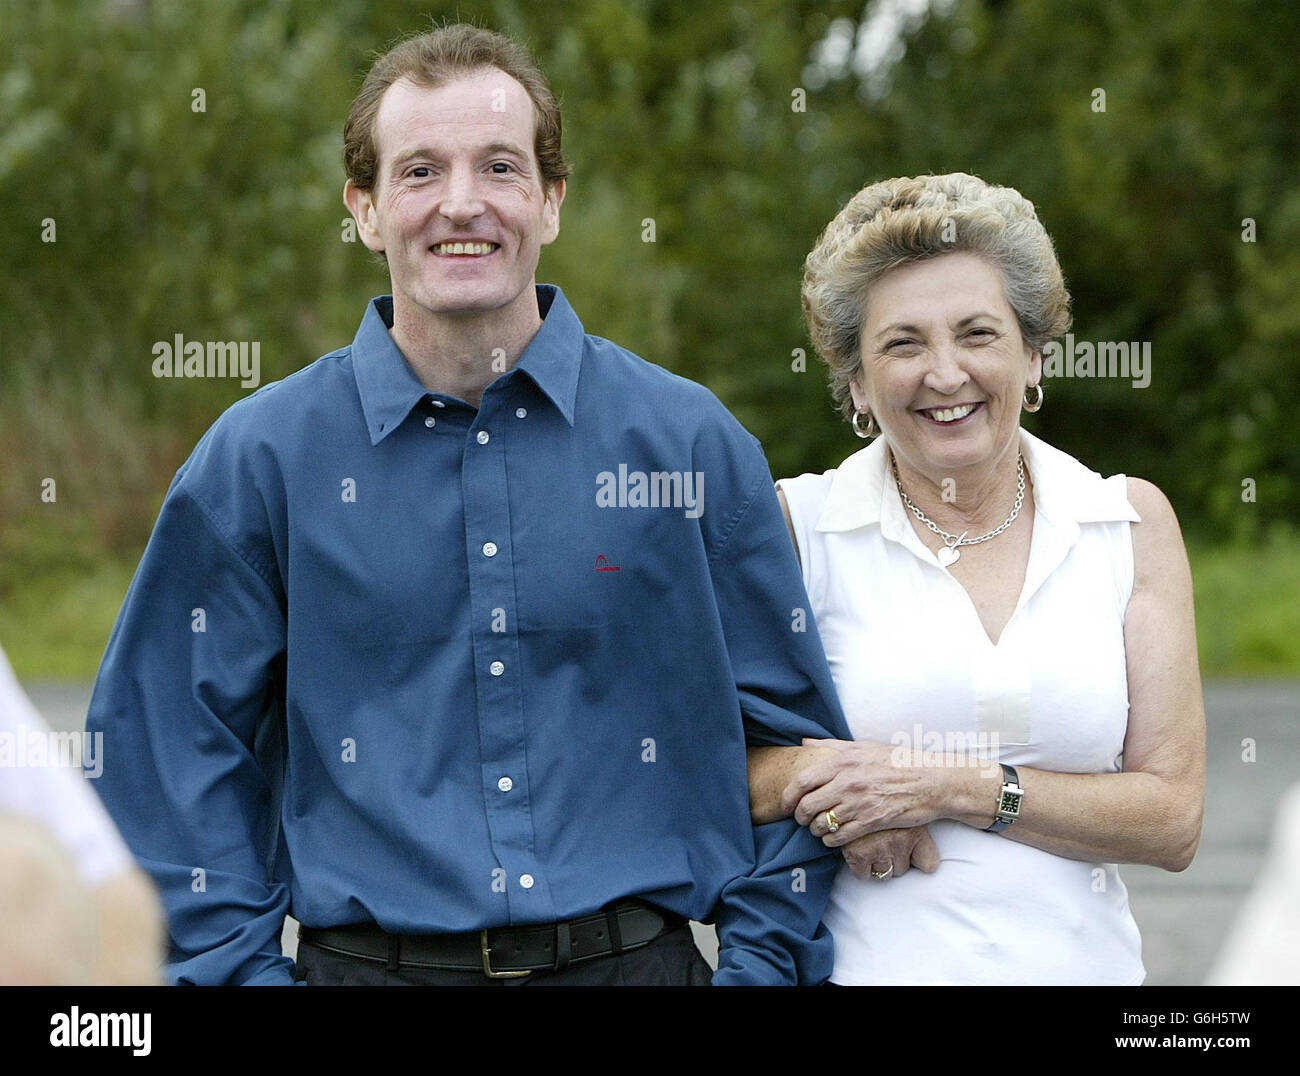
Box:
[2,0,1297,676]
[0,556,136,680]
[1189,527,1300,676]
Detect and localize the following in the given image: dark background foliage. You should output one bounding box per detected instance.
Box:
[3,0,1297,673]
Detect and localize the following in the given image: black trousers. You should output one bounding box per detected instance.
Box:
[293,924,713,986]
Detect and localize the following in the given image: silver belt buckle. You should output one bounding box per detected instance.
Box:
[479,929,532,978]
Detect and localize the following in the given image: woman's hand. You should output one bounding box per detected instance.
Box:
[839,826,941,881]
[783,737,951,844]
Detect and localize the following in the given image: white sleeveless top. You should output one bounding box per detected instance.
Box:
[777,429,1146,985]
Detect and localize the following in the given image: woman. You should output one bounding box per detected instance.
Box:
[748,173,1206,985]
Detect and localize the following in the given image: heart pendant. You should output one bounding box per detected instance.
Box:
[937,545,960,568]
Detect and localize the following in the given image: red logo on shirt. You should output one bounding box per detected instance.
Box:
[594,554,621,572]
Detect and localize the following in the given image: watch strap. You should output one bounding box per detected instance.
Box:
[985,763,1022,833]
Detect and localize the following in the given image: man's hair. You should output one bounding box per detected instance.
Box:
[343,24,572,193]
[802,172,1071,421]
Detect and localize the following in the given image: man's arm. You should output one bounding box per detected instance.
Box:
[705,436,853,985]
[744,487,840,823]
[86,452,294,985]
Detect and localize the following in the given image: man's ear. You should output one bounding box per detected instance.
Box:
[343,180,385,254]
[540,177,565,247]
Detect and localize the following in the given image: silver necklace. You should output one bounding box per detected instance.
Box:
[891,452,1026,569]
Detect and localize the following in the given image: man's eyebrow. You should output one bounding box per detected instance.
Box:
[482,140,530,158]
[388,146,431,172]
[388,144,457,171]
[387,141,532,172]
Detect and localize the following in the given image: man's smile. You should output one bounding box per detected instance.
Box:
[430,241,500,256]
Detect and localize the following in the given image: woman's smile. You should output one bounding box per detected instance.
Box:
[915,401,984,426]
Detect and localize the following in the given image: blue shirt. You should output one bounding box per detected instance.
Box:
[86,285,851,985]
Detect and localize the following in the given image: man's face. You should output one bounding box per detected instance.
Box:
[346,69,564,321]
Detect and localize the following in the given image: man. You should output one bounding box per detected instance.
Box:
[86,24,849,985]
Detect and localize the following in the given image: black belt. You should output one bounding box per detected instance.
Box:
[298,900,684,978]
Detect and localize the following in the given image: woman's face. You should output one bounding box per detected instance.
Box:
[850,251,1040,481]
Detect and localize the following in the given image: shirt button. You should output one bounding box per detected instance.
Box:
[490,660,505,676]
[519,874,535,889]
[497,776,513,792]
[429,399,445,408]
[476,430,490,445]
[424,416,436,428]
[515,407,527,419]
[482,541,498,558]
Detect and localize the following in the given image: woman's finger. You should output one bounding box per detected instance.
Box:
[822,816,875,847]
[780,761,840,818]
[909,826,941,873]
[840,827,899,871]
[792,782,849,828]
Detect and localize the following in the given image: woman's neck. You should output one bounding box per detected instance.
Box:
[889,440,1025,537]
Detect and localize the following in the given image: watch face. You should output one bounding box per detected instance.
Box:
[999,791,1022,815]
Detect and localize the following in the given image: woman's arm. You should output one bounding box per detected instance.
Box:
[783,478,1207,871]
[996,478,1206,868]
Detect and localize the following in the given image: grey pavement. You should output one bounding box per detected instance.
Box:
[24,679,1297,984]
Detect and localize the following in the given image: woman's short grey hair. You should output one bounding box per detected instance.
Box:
[801,172,1072,420]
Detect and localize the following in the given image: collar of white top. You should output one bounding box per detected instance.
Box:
[814,427,1142,536]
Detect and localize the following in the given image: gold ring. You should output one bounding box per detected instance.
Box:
[825,809,841,833]
[871,863,894,880]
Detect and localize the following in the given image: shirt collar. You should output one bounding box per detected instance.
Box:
[815,426,1140,536]
[511,284,583,427]
[352,284,584,445]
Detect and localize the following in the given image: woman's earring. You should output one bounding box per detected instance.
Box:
[1023,383,1044,413]
[852,409,878,439]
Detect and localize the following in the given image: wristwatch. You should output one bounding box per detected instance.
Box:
[985,764,1023,832]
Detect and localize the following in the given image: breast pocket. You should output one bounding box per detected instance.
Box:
[513,528,641,630]
[974,649,1032,746]
[536,554,634,628]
